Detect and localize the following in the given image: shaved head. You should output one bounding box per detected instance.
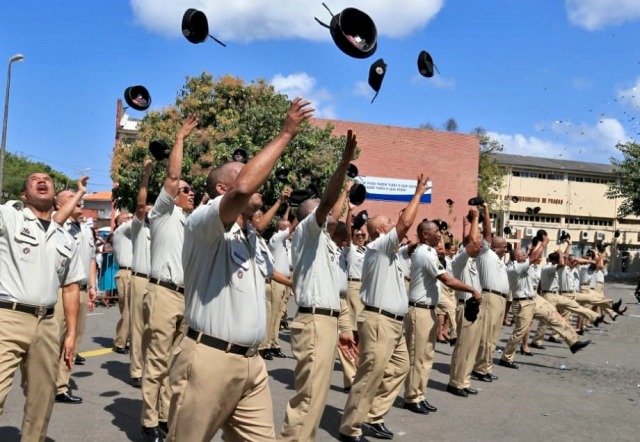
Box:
[206,161,244,198]
[297,198,320,222]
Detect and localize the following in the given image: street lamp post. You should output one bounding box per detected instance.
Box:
[0,53,25,197]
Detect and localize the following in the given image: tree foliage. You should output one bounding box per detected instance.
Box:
[1,152,73,203]
[606,141,640,217]
[111,73,351,213]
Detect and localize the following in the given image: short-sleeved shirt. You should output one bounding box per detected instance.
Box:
[507,258,535,299]
[360,228,407,316]
[130,216,151,275]
[63,219,95,286]
[579,264,594,286]
[397,245,412,280]
[475,239,509,294]
[268,228,292,278]
[112,221,133,268]
[531,264,541,292]
[451,247,481,302]
[183,196,267,346]
[557,265,577,292]
[338,247,349,295]
[258,236,275,280]
[347,243,366,280]
[540,264,559,292]
[149,187,187,286]
[0,207,85,306]
[409,243,446,305]
[291,208,340,310]
[594,268,605,284]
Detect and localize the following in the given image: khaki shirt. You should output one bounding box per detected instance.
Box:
[540,264,559,292]
[360,228,408,316]
[258,236,275,279]
[268,228,292,278]
[579,264,594,286]
[63,219,95,286]
[409,244,446,305]
[149,187,187,286]
[183,196,267,346]
[451,247,481,302]
[130,216,151,275]
[338,247,349,295]
[291,207,340,310]
[475,239,509,294]
[0,206,84,306]
[347,243,366,279]
[112,221,133,268]
[557,266,578,292]
[507,258,535,299]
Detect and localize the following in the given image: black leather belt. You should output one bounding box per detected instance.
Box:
[482,288,508,298]
[339,293,347,299]
[348,278,361,282]
[149,277,184,294]
[79,284,88,291]
[187,328,258,357]
[119,266,132,271]
[458,299,466,304]
[298,306,340,317]
[560,290,574,294]
[513,297,534,301]
[133,271,149,279]
[265,278,272,283]
[542,291,557,294]
[0,301,54,317]
[409,300,435,310]
[364,305,405,322]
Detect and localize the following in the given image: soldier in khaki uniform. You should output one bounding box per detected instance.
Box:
[112,212,133,353]
[167,97,314,442]
[339,175,428,442]
[140,116,198,442]
[0,172,84,441]
[129,158,153,388]
[280,130,358,442]
[53,180,97,404]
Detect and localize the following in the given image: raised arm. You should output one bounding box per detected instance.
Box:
[481,202,492,243]
[135,159,153,222]
[164,115,198,197]
[332,181,353,223]
[396,174,429,240]
[315,130,357,226]
[53,176,88,225]
[219,98,314,226]
[465,207,481,254]
[529,234,548,263]
[254,187,291,234]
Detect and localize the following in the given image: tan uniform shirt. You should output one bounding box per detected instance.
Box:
[475,239,509,294]
[557,265,577,292]
[149,187,187,286]
[63,220,95,286]
[291,207,340,310]
[409,244,446,306]
[507,258,534,299]
[360,228,408,316]
[268,228,292,278]
[183,196,267,346]
[347,243,365,280]
[112,221,133,268]
[130,216,151,275]
[540,264,559,292]
[0,207,84,306]
[451,247,481,302]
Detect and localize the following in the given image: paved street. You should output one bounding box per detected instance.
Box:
[1,281,639,442]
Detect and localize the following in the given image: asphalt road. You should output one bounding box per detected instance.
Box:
[2,281,639,441]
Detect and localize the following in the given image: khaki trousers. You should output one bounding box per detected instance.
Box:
[268,281,289,349]
[114,268,132,349]
[340,311,409,437]
[259,281,273,351]
[449,300,484,389]
[167,336,275,442]
[280,313,338,442]
[0,309,60,442]
[55,289,88,394]
[346,280,363,331]
[141,283,186,427]
[502,296,578,363]
[532,292,598,345]
[129,275,148,378]
[403,306,437,403]
[337,298,357,389]
[473,292,506,375]
[436,285,458,339]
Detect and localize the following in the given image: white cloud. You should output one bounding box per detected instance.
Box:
[410,73,456,90]
[489,132,567,158]
[565,0,640,30]
[270,72,336,118]
[353,81,374,99]
[130,0,444,42]
[617,78,640,108]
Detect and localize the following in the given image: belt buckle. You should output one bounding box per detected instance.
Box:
[245,347,258,357]
[35,305,47,317]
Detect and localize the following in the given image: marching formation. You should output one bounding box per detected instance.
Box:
[0,98,628,442]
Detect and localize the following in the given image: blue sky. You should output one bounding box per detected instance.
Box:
[2,0,640,192]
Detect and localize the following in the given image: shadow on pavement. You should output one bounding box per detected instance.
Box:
[92,337,114,348]
[104,397,142,442]
[268,368,295,390]
[318,404,344,439]
[0,426,55,442]
[101,360,132,385]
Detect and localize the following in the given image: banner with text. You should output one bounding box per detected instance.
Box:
[359,176,432,204]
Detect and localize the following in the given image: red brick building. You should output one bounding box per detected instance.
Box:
[312,118,480,242]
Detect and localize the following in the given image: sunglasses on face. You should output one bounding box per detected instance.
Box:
[354,234,366,238]
[178,186,193,195]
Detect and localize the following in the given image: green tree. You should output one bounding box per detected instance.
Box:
[111,73,352,213]
[444,118,458,132]
[1,152,73,203]
[475,129,505,207]
[606,141,640,217]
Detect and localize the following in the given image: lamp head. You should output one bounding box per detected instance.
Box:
[10,54,24,63]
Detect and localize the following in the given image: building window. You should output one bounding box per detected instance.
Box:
[568,175,613,184]
[512,170,563,180]
[566,217,613,227]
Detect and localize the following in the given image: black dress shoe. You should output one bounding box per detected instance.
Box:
[519,346,533,356]
[577,329,585,336]
[158,421,169,436]
[547,336,562,344]
[363,422,394,439]
[259,349,273,360]
[339,433,364,442]
[343,386,352,394]
[74,355,86,365]
[488,373,499,380]
[131,377,142,388]
[464,387,478,395]
[55,391,83,404]
[446,384,468,397]
[270,347,287,358]
[448,337,457,347]
[499,359,519,369]
[421,400,437,412]
[471,371,493,382]
[570,340,591,354]
[403,401,429,415]
[436,338,449,344]
[113,346,129,354]
[530,342,546,350]
[280,319,289,330]
[141,426,165,442]
[612,298,622,312]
